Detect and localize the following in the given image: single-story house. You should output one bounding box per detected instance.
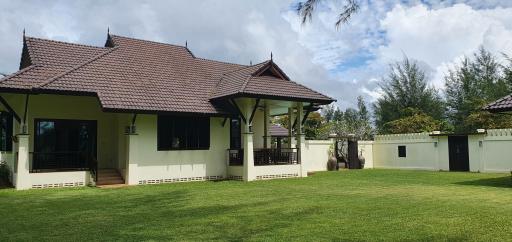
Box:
[0,33,334,190]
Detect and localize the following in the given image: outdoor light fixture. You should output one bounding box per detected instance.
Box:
[479,141,483,147]
[434,142,438,147]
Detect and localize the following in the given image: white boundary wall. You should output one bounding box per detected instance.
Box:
[302,140,332,172]
[360,129,512,173]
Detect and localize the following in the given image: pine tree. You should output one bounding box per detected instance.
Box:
[445,47,512,132]
[374,57,445,133]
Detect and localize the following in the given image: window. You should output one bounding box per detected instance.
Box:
[0,112,13,151]
[157,115,210,150]
[398,145,406,157]
[230,118,241,149]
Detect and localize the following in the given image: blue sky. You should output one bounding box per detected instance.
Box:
[1,0,512,109]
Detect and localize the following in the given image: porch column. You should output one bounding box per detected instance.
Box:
[125,132,139,185]
[241,99,255,181]
[15,134,31,190]
[295,102,307,177]
[263,101,271,148]
[287,107,295,148]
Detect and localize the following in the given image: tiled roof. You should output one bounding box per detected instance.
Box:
[483,94,512,112]
[270,125,289,137]
[0,34,334,115]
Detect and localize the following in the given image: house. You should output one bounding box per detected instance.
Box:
[0,33,335,190]
[483,94,512,113]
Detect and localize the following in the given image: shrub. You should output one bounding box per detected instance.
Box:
[0,161,10,182]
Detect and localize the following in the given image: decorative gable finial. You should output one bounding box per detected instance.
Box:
[107,27,110,35]
[23,28,25,38]
[250,60,252,66]
[270,51,273,61]
[185,40,188,48]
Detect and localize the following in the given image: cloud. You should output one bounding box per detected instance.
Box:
[1,0,512,111]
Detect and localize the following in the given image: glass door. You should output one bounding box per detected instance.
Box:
[33,119,97,171]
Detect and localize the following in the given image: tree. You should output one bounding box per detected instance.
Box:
[445,47,512,132]
[374,57,445,133]
[273,111,325,139]
[382,108,443,134]
[503,54,512,90]
[356,96,373,139]
[296,0,360,28]
[321,104,336,122]
[303,112,324,139]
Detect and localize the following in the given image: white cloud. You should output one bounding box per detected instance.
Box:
[1,0,512,111]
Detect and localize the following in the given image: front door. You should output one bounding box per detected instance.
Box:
[33,119,97,171]
[448,136,469,171]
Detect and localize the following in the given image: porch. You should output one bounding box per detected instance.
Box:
[224,98,311,181]
[1,93,128,189]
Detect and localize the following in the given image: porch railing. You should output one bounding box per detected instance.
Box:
[228,149,244,166]
[254,148,298,166]
[30,151,90,173]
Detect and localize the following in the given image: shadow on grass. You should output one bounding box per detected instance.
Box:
[454,176,512,188]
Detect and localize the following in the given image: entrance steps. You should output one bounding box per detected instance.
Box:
[96,169,125,186]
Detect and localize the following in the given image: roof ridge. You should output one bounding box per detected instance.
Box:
[208,61,268,99]
[240,61,273,93]
[220,61,266,76]
[0,65,38,83]
[110,34,251,68]
[110,34,188,49]
[195,57,247,68]
[35,46,119,89]
[25,36,106,49]
[239,75,253,94]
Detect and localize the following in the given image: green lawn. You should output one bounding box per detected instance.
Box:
[0,170,511,241]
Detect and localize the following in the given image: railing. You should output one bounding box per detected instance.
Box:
[30,151,90,173]
[254,148,298,166]
[228,149,244,166]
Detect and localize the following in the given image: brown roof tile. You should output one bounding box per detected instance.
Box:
[0,34,334,114]
[484,94,512,112]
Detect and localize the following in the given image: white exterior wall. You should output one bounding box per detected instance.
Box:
[302,140,331,172]
[360,129,512,173]
[130,115,229,184]
[478,129,512,172]
[358,141,374,168]
[372,133,440,170]
[29,171,90,188]
[253,164,301,180]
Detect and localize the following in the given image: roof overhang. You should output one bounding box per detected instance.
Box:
[210,92,335,106]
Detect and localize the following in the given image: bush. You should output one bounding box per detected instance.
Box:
[0,161,10,182]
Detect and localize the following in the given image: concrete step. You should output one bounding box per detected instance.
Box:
[97,179,125,185]
[96,168,124,185]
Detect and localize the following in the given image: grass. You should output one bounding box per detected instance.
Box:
[0,169,511,241]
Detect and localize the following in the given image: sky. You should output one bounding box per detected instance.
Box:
[1,0,512,110]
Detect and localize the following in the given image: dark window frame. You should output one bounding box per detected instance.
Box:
[33,118,98,155]
[230,118,241,149]
[398,145,406,158]
[157,115,210,151]
[0,111,13,152]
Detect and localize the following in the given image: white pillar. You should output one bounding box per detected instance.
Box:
[125,133,139,185]
[15,134,31,190]
[295,102,307,177]
[241,99,255,181]
[242,131,255,181]
[287,107,295,148]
